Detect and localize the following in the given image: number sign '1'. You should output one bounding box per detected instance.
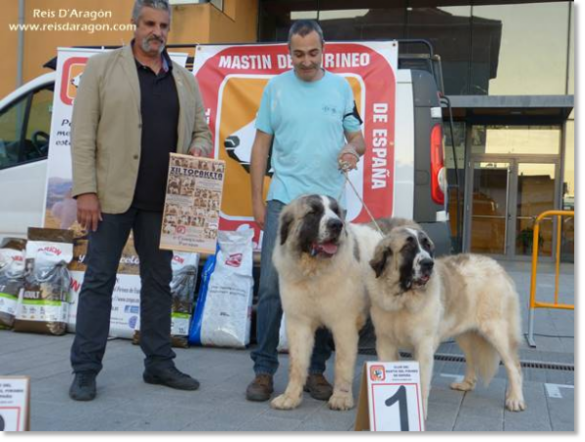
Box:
[354,361,425,432]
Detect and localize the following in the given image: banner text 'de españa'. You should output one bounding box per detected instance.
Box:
[372,103,390,190]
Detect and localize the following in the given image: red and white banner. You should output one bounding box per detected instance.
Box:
[193,42,398,249]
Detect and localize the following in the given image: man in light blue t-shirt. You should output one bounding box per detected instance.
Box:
[246,20,366,403]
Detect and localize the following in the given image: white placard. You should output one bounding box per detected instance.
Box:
[0,377,30,431]
[355,361,425,432]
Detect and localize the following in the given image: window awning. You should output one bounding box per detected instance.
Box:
[443,95,574,124]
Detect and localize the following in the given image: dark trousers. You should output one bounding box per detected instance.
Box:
[70,208,176,374]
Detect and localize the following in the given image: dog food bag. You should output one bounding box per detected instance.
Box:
[190,229,254,348]
[0,238,27,329]
[133,251,200,348]
[170,251,200,347]
[188,249,216,346]
[13,228,74,336]
[277,314,289,353]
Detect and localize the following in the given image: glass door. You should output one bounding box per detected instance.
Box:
[469,161,511,255]
[514,163,557,257]
[467,159,559,258]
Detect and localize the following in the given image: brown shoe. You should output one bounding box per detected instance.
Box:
[303,373,333,401]
[246,374,274,402]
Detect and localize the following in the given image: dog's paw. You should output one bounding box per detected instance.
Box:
[450,379,476,392]
[328,393,354,411]
[505,395,526,412]
[271,393,302,410]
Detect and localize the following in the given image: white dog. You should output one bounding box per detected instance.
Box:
[366,225,526,418]
[271,194,382,411]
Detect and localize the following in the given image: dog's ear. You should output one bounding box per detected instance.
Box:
[370,246,392,278]
[279,212,294,246]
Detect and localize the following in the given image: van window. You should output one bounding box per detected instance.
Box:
[0,86,53,170]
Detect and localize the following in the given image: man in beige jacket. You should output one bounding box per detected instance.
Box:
[69,0,212,401]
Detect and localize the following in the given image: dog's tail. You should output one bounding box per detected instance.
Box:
[467,333,501,386]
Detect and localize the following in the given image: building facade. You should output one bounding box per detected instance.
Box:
[1,0,574,261]
[0,0,259,98]
[258,0,575,261]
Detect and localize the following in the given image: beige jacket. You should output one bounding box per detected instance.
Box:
[71,45,212,213]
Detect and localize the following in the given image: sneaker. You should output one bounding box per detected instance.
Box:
[143,366,200,391]
[245,374,274,402]
[69,371,97,401]
[304,373,333,401]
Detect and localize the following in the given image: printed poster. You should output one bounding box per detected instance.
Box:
[160,153,226,254]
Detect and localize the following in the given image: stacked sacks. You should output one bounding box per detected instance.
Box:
[133,251,200,348]
[0,238,27,329]
[13,228,73,336]
[67,236,142,338]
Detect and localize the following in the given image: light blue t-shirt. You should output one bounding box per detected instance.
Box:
[255,70,362,205]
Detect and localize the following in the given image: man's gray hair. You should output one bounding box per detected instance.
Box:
[132,0,172,23]
[288,20,324,47]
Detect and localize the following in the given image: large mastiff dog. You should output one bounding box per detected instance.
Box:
[271,194,382,411]
[366,225,526,418]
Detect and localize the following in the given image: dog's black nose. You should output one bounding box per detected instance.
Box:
[327,218,343,234]
[420,258,434,272]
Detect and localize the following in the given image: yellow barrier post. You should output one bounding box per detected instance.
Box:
[526,210,574,347]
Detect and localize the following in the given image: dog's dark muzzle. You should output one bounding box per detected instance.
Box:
[420,258,434,276]
[310,219,343,258]
[327,218,343,237]
[413,258,434,287]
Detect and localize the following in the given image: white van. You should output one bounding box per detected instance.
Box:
[0,72,55,239]
[0,42,452,254]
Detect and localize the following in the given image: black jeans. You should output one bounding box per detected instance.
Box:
[70,208,175,374]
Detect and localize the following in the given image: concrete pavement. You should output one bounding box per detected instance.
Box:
[0,261,575,432]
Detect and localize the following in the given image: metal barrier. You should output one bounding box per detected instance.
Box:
[526,210,575,347]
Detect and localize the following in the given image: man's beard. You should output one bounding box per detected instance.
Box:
[141,36,165,54]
